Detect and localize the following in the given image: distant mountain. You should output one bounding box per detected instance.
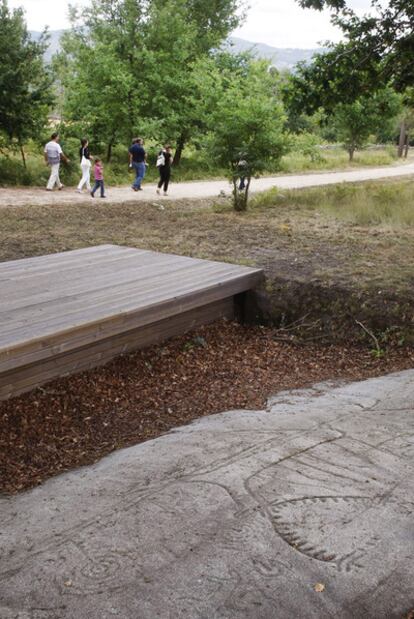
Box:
[30,30,64,62]
[227,37,323,70]
[30,31,321,70]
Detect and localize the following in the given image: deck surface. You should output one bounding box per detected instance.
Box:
[0,245,262,397]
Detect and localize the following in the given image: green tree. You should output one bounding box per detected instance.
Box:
[297,1,414,92]
[147,0,245,164]
[57,0,147,159]
[0,0,53,165]
[330,88,401,161]
[283,43,382,118]
[56,38,138,161]
[208,62,287,211]
[59,0,244,163]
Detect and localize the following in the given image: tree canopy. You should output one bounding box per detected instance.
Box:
[0,0,53,161]
[208,61,286,210]
[296,1,414,92]
[59,0,245,162]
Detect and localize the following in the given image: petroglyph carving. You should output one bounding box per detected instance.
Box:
[271,495,387,572]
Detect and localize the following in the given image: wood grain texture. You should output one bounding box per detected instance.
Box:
[0,246,263,399]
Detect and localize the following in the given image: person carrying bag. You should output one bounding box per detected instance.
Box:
[156,144,173,196]
[77,138,92,193]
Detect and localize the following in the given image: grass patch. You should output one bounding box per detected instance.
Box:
[1,178,413,293]
[279,146,397,174]
[251,179,414,228]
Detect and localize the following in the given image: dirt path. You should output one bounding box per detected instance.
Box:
[1,161,414,207]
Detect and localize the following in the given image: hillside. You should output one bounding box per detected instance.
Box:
[30,30,320,69]
[227,37,323,69]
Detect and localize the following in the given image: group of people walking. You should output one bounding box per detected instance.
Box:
[44,133,173,197]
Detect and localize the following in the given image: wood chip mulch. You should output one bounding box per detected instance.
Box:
[1,320,413,494]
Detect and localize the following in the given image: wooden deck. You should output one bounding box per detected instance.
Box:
[0,245,263,399]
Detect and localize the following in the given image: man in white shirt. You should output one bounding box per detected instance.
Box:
[44,133,70,191]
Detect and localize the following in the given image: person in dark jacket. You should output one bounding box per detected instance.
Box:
[129,137,147,191]
[156,145,173,196]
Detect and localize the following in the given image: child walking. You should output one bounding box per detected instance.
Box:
[90,158,106,198]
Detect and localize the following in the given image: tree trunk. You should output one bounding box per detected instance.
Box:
[348,147,355,162]
[106,140,114,163]
[173,133,186,166]
[19,142,27,168]
[232,175,250,212]
[232,176,239,211]
[244,176,251,210]
[404,133,409,158]
[398,120,406,158]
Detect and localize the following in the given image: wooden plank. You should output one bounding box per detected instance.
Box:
[0,246,263,393]
[0,250,169,302]
[0,250,259,321]
[0,260,242,341]
[0,253,187,315]
[0,298,234,400]
[0,260,261,345]
[0,268,261,371]
[0,245,126,275]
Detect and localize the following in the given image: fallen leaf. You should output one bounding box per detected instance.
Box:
[314,583,325,593]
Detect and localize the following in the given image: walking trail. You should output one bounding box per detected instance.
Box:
[1,160,414,207]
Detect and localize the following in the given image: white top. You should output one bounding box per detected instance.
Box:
[44,141,63,165]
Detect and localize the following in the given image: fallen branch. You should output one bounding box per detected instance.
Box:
[355,319,382,356]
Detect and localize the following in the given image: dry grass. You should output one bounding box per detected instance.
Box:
[252,179,414,227]
[280,146,397,174]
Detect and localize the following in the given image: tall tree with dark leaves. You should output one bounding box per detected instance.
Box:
[296,0,414,91]
[0,0,53,165]
[60,0,245,163]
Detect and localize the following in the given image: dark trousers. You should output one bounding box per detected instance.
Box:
[91,179,105,197]
[157,166,171,192]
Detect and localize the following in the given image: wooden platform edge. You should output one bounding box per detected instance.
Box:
[0,270,263,373]
[0,298,234,400]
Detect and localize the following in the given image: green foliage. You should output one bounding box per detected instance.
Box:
[58,0,245,161]
[296,0,414,92]
[331,89,402,160]
[291,132,325,163]
[0,0,53,160]
[207,62,287,210]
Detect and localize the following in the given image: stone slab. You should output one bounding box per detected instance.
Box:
[0,370,413,618]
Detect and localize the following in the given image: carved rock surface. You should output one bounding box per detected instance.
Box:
[1,371,413,618]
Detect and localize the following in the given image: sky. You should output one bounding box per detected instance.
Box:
[9,0,376,49]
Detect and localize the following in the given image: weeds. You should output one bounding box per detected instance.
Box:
[251,179,414,228]
[280,145,397,174]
